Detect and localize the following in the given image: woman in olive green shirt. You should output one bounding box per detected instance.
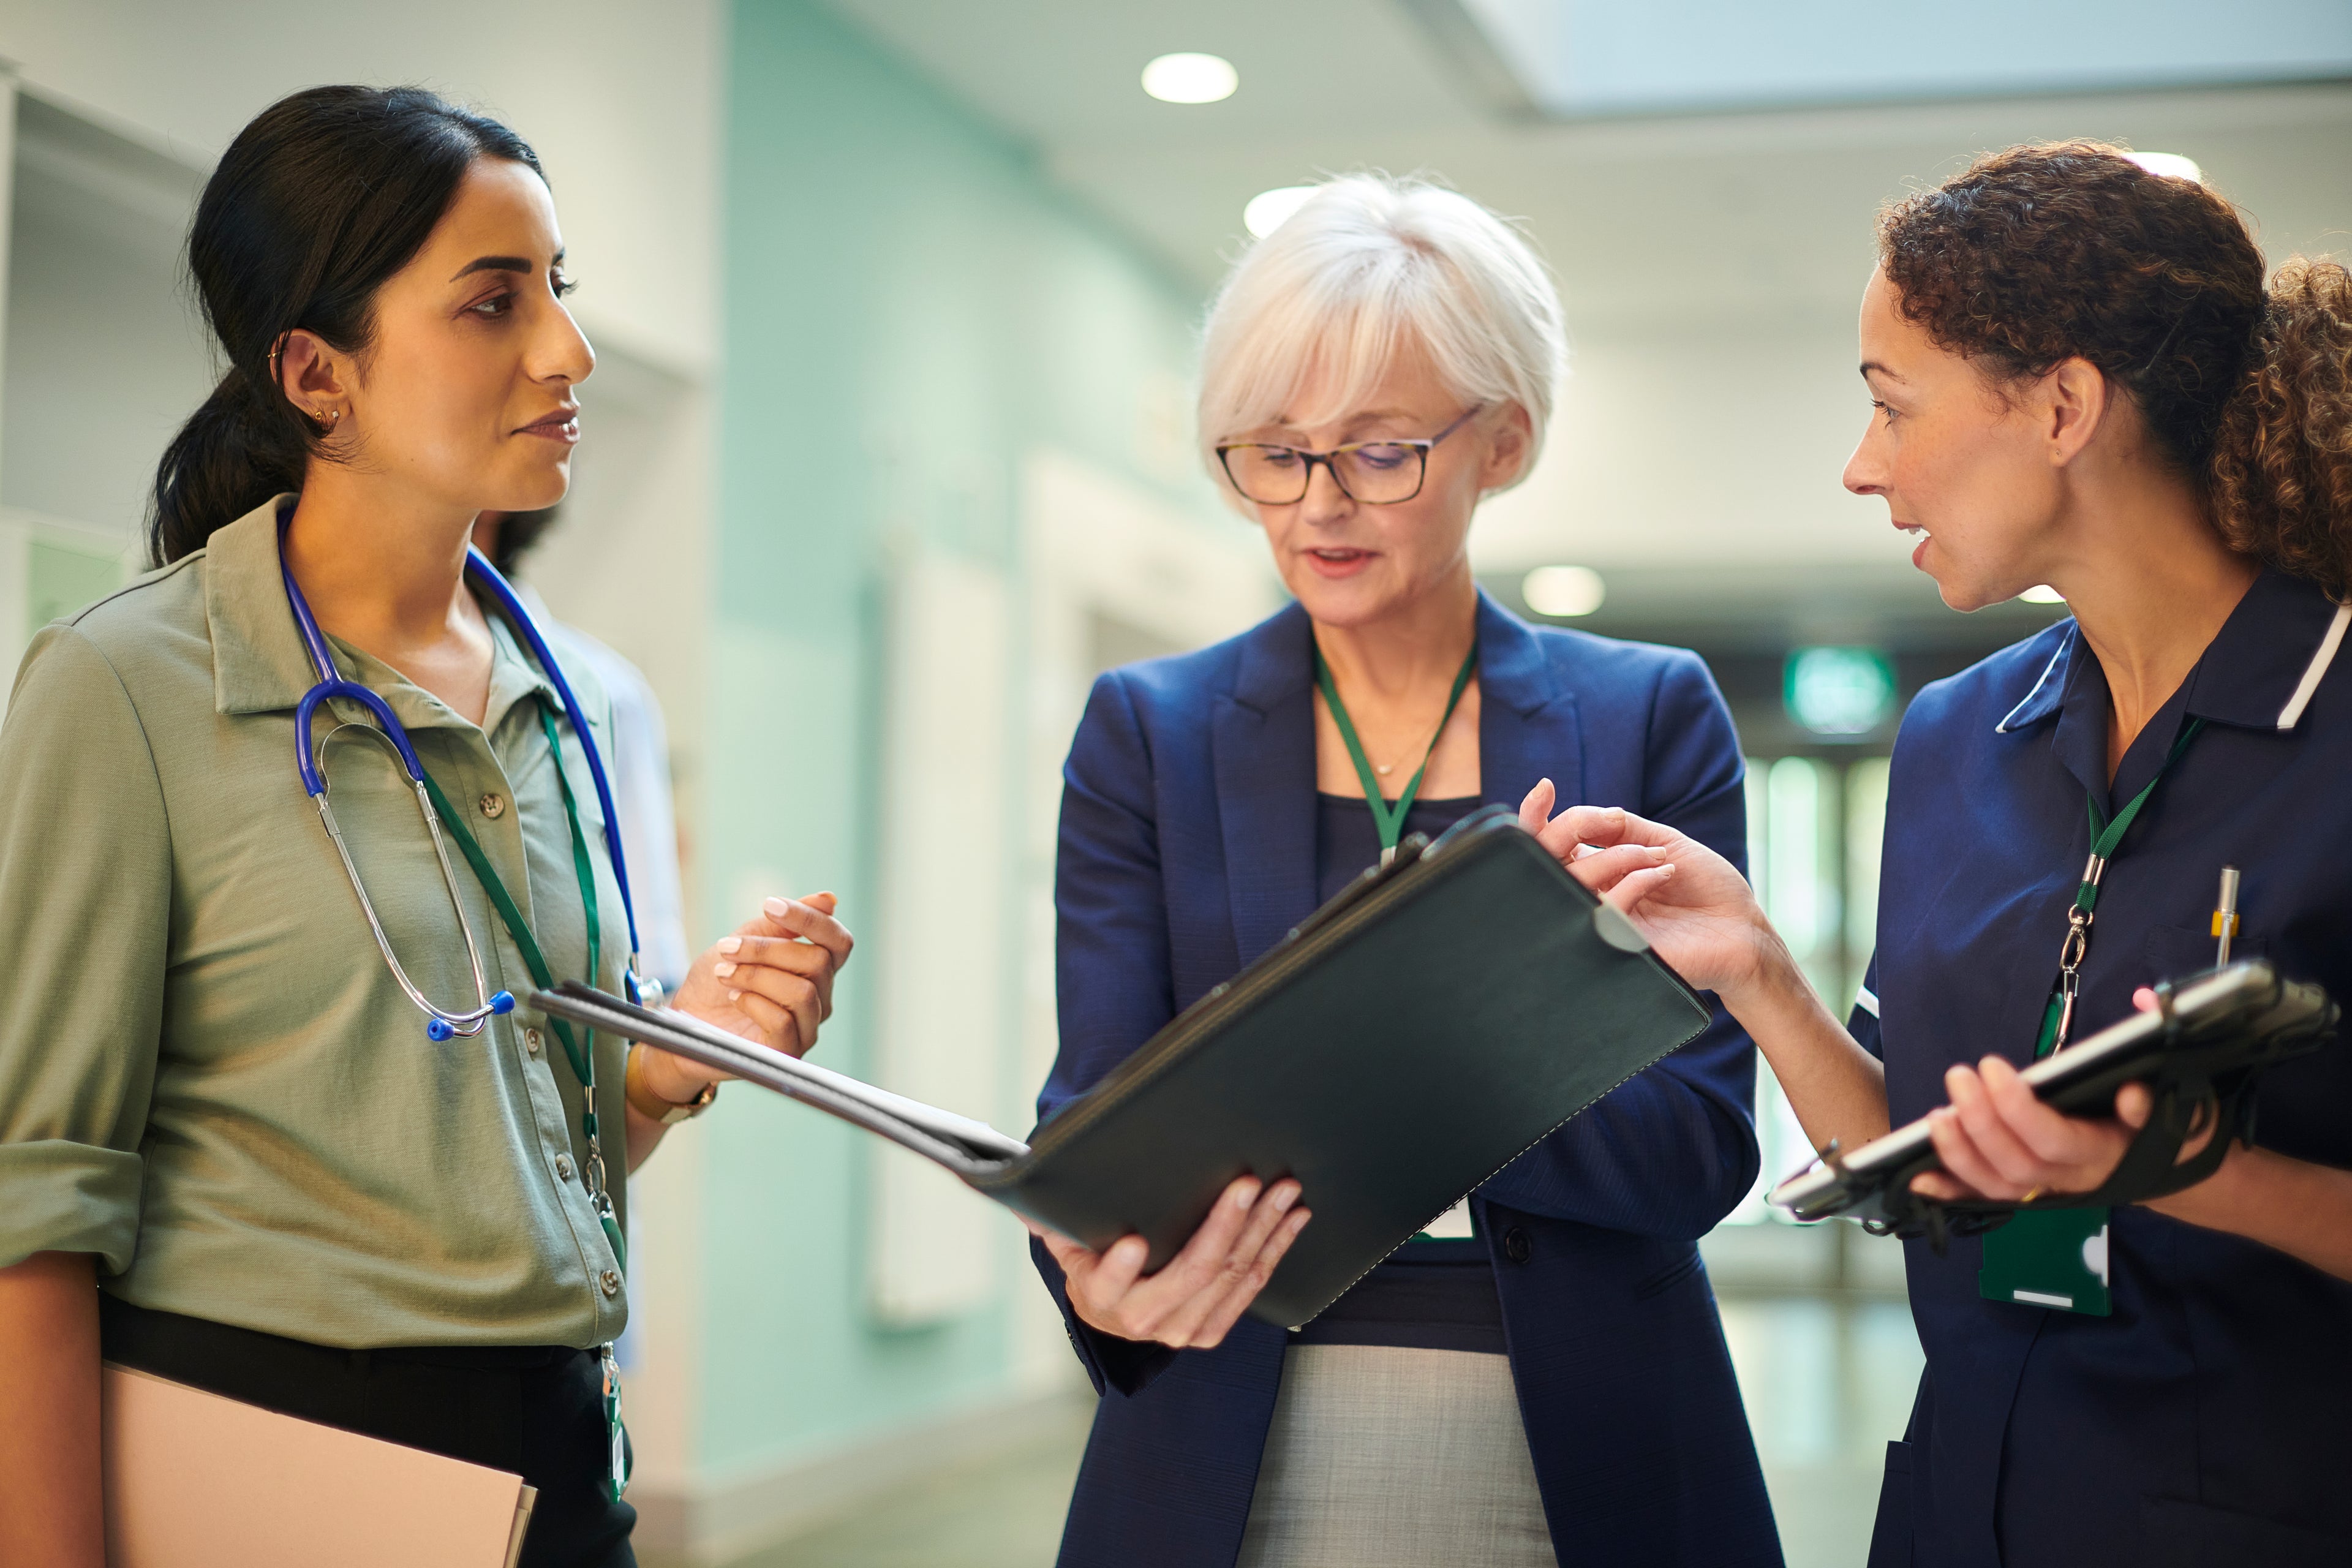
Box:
[0,89,846,1568]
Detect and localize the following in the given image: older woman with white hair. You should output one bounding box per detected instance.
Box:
[1027,175,1781,1568]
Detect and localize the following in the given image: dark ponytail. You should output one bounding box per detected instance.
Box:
[2209,259,2352,596]
[150,86,544,566]
[1873,141,2352,600]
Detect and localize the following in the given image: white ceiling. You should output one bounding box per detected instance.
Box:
[823,1,2352,316]
[1454,0,2352,118]
[821,1,2352,586]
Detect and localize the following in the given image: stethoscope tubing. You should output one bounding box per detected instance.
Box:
[461,547,644,970]
[279,524,647,1020]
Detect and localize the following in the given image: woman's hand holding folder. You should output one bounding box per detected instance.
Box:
[1029,1177,1309,1349]
[1517,783,2246,1223]
[1908,989,2217,1207]
[667,892,853,1064]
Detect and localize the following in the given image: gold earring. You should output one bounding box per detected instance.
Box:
[312,407,341,432]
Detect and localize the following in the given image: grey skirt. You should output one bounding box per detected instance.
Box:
[1235,1344,1558,1568]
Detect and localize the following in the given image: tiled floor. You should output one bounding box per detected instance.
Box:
[1727,1294,1923,1567]
[721,1405,1089,1568]
[719,1282,1926,1568]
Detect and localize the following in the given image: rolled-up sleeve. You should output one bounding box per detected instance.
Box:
[0,625,172,1273]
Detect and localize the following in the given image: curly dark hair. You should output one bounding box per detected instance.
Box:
[1877,141,2352,599]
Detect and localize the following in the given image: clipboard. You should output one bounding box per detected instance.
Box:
[1770,959,2336,1230]
[538,805,1717,1327]
[102,1363,536,1567]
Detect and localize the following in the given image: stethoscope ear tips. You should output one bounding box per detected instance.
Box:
[423,994,514,1041]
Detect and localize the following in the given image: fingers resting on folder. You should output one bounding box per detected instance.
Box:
[658,894,855,1096]
[1517,779,1773,1000]
[1029,1176,1308,1350]
[1909,1054,2217,1205]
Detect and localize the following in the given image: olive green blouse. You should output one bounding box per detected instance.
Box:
[0,498,631,1350]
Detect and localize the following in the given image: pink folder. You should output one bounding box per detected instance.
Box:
[102,1363,536,1567]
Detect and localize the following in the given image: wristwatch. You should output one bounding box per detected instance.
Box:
[626,1044,718,1125]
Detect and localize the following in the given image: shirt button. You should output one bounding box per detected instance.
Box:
[524,1027,543,1058]
[479,792,507,820]
[556,1155,575,1182]
[599,1270,622,1298]
[1502,1226,1533,1265]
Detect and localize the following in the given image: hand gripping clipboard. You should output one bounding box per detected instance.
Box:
[538,806,1716,1327]
[1770,960,2337,1240]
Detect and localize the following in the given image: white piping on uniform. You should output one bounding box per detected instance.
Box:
[2276,605,2351,731]
[1853,985,1880,1018]
[1996,628,2075,734]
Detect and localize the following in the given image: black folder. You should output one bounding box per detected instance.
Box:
[538,805,1714,1327]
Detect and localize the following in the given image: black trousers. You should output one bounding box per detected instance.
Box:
[100,1294,636,1568]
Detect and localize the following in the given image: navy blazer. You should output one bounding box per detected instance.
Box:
[1035,592,1782,1568]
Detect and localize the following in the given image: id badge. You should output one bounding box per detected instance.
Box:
[1979,1207,2111,1316]
[1411,1197,1477,1243]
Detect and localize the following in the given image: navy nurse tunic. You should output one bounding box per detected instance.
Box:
[1854,569,2352,1567]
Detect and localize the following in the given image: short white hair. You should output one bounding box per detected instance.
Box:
[1197,174,1566,498]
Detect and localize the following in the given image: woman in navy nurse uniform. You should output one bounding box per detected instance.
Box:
[1536,144,2352,1567]
[1028,176,1779,1568]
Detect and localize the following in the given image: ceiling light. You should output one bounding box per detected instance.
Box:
[2127,151,2203,184]
[1521,565,1606,618]
[2019,584,2067,604]
[1243,186,1316,239]
[1141,53,1238,104]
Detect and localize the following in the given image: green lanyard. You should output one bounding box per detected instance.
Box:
[1985,717,2205,1319]
[2036,717,2207,1057]
[415,696,631,1498]
[1314,642,1479,865]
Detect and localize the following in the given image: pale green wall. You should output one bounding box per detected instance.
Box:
[699,0,1215,1471]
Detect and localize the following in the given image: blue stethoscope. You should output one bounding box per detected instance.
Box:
[279,524,650,1039]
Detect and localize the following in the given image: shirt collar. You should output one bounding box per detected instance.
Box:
[1993,622,2078,734]
[206,495,323,716]
[2182,570,2350,731]
[1994,569,2350,737]
[205,493,560,728]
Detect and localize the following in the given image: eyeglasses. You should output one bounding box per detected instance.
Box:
[1216,405,1483,506]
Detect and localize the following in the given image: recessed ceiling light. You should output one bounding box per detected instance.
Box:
[2126,151,2203,184]
[1243,186,1316,239]
[1142,53,1238,104]
[2019,584,2067,604]
[1521,565,1606,618]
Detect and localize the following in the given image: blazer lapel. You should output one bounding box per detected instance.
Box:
[1475,590,1583,810]
[1215,601,1321,966]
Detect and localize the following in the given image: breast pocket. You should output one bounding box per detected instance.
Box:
[2139,922,2266,989]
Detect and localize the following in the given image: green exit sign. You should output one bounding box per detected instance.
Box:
[1785,646,1896,737]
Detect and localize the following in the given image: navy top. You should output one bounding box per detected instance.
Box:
[1850,570,2352,1568]
[1291,792,1504,1355]
[1035,592,1779,1568]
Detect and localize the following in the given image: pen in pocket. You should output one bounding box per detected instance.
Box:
[2212,865,2241,967]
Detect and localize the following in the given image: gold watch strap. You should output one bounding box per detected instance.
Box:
[626,1044,718,1125]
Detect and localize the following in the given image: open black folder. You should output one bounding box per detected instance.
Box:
[537,806,1714,1327]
